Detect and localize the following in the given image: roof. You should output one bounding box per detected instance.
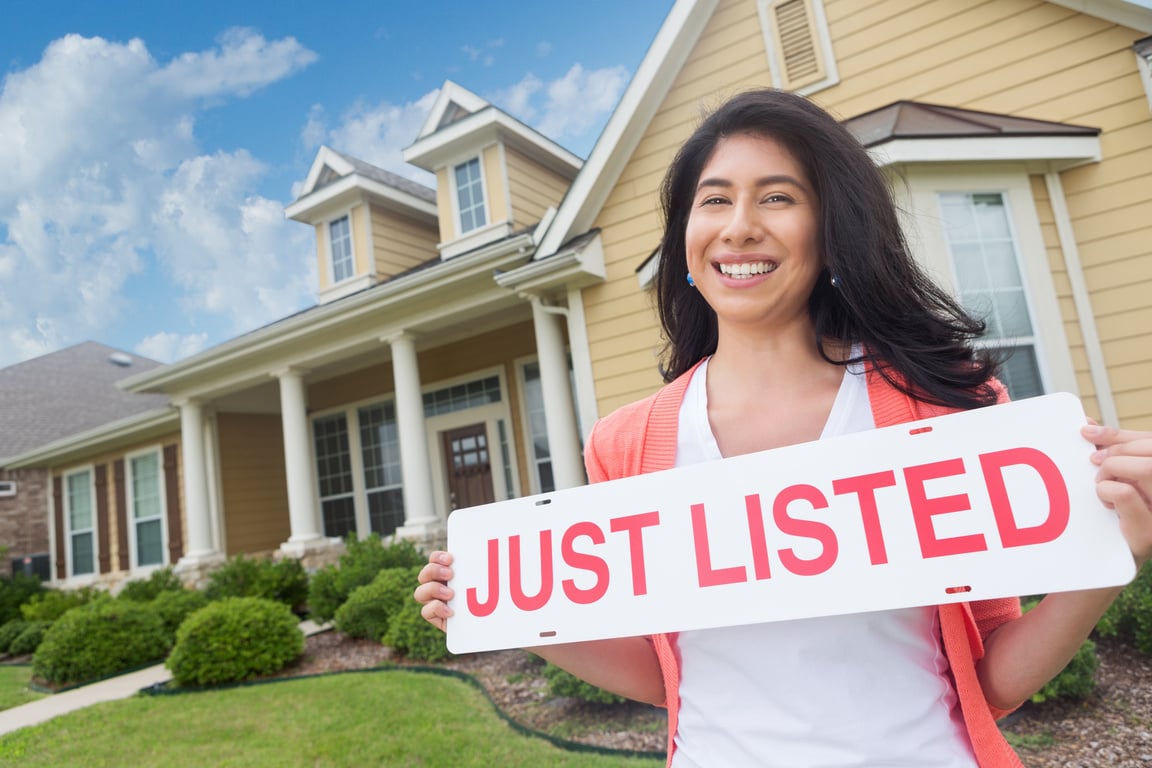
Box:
[0,342,170,463]
[843,102,1101,148]
[323,149,436,203]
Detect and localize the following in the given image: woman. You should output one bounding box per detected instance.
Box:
[416,89,1152,767]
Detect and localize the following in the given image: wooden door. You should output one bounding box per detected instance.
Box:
[442,423,495,510]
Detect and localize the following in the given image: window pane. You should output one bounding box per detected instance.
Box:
[454,158,486,234]
[322,497,357,539]
[367,488,405,537]
[131,453,162,521]
[330,215,354,283]
[998,346,1044,400]
[137,519,164,567]
[314,415,353,497]
[67,472,92,530]
[72,531,94,575]
[993,289,1033,338]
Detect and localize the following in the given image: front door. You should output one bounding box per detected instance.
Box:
[442,423,495,510]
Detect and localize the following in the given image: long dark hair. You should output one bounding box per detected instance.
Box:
[654,88,999,410]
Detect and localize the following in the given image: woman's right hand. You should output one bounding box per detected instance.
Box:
[414,550,455,632]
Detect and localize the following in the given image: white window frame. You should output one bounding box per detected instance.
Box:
[63,466,97,579]
[452,156,488,235]
[0,480,15,497]
[312,410,360,539]
[327,213,355,284]
[894,164,1077,397]
[126,447,168,571]
[356,400,406,537]
[757,0,840,95]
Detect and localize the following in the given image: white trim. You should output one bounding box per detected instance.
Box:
[439,220,515,260]
[0,481,15,497]
[125,446,169,570]
[637,251,660,289]
[318,273,375,304]
[417,81,491,140]
[451,155,490,238]
[494,231,606,294]
[1045,0,1152,33]
[1043,171,1119,425]
[757,0,840,95]
[565,287,600,441]
[285,170,437,222]
[498,142,513,227]
[327,212,356,285]
[866,136,1101,170]
[536,0,719,258]
[1136,45,1152,111]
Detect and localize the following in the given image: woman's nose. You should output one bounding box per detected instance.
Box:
[721,200,765,244]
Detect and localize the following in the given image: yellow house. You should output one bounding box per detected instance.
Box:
[6,0,1149,587]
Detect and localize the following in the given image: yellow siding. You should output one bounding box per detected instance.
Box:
[216,414,290,556]
[370,204,438,280]
[351,204,370,277]
[582,0,1152,425]
[506,146,570,228]
[315,222,330,292]
[435,168,453,243]
[483,145,509,224]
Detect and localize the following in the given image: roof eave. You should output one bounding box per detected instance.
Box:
[285,173,437,222]
[2,409,179,469]
[867,134,1103,171]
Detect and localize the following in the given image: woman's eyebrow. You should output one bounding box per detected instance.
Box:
[695,174,809,193]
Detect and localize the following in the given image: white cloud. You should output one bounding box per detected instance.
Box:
[533,64,629,142]
[0,30,317,367]
[135,331,210,364]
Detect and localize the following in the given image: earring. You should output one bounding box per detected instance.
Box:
[686,273,696,287]
[830,273,841,288]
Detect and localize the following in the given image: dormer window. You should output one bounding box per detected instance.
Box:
[454,158,487,234]
[329,215,354,283]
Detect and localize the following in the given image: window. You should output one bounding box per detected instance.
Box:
[64,469,95,576]
[454,158,486,234]
[522,362,554,493]
[128,452,165,567]
[0,481,15,497]
[329,215,354,284]
[938,192,1043,400]
[313,414,357,538]
[423,375,502,416]
[359,403,405,537]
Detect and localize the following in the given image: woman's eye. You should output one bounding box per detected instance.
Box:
[763,193,793,204]
[700,196,728,206]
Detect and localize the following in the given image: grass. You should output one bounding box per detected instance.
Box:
[1002,730,1057,750]
[0,669,662,767]
[0,666,44,712]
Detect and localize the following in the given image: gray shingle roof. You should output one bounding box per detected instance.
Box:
[0,342,170,461]
[326,149,436,203]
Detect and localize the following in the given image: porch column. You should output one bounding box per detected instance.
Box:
[389,333,438,530]
[277,369,324,554]
[175,400,220,566]
[531,297,585,490]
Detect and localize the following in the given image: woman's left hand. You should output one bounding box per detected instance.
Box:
[1083,424,1152,569]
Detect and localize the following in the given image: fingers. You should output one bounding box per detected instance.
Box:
[1082,424,1152,454]
[1083,426,1152,569]
[414,550,456,633]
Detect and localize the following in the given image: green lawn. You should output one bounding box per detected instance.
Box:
[0,666,44,712]
[0,669,663,767]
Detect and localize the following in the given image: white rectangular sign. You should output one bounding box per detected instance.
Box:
[446,393,1135,654]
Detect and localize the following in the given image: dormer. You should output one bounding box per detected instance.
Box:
[402,81,582,260]
[285,147,440,304]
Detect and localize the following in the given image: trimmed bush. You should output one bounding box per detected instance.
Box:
[0,573,44,626]
[1031,638,1099,704]
[541,662,627,705]
[118,568,185,602]
[166,597,304,687]
[151,589,210,637]
[204,555,309,610]
[9,621,52,656]
[21,586,103,622]
[308,535,425,622]
[382,594,451,662]
[32,600,170,686]
[334,566,420,641]
[1097,562,1152,655]
[0,619,29,654]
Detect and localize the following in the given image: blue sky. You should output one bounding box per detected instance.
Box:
[0,0,675,367]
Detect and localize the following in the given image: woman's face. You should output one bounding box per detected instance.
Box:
[684,132,821,335]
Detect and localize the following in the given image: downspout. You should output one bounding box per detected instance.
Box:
[1043,171,1118,426]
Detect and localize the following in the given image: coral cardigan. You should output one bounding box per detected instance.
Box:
[583,361,1024,768]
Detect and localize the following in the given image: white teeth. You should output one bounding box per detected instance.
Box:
[718,262,777,279]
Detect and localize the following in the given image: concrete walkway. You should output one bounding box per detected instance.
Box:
[0,619,329,736]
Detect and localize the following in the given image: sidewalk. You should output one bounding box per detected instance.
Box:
[0,619,329,736]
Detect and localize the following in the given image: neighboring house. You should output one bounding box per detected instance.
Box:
[10,0,1152,588]
[0,343,172,582]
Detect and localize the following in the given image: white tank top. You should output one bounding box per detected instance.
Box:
[669,357,978,768]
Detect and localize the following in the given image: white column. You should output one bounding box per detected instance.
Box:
[389,333,438,528]
[176,400,217,563]
[277,370,324,552]
[531,297,585,490]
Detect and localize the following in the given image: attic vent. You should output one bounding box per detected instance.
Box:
[108,352,133,367]
[438,102,472,130]
[758,0,839,95]
[0,481,15,497]
[315,165,342,190]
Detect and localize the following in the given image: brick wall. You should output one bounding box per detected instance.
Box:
[0,468,51,578]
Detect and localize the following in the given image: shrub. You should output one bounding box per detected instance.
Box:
[118,568,185,602]
[308,535,425,622]
[21,586,104,623]
[541,662,627,705]
[1031,638,1099,704]
[151,589,210,637]
[166,597,303,687]
[32,600,170,686]
[1097,562,1152,655]
[334,566,419,641]
[8,621,52,656]
[0,619,29,654]
[204,555,309,610]
[0,573,44,625]
[382,593,451,662]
